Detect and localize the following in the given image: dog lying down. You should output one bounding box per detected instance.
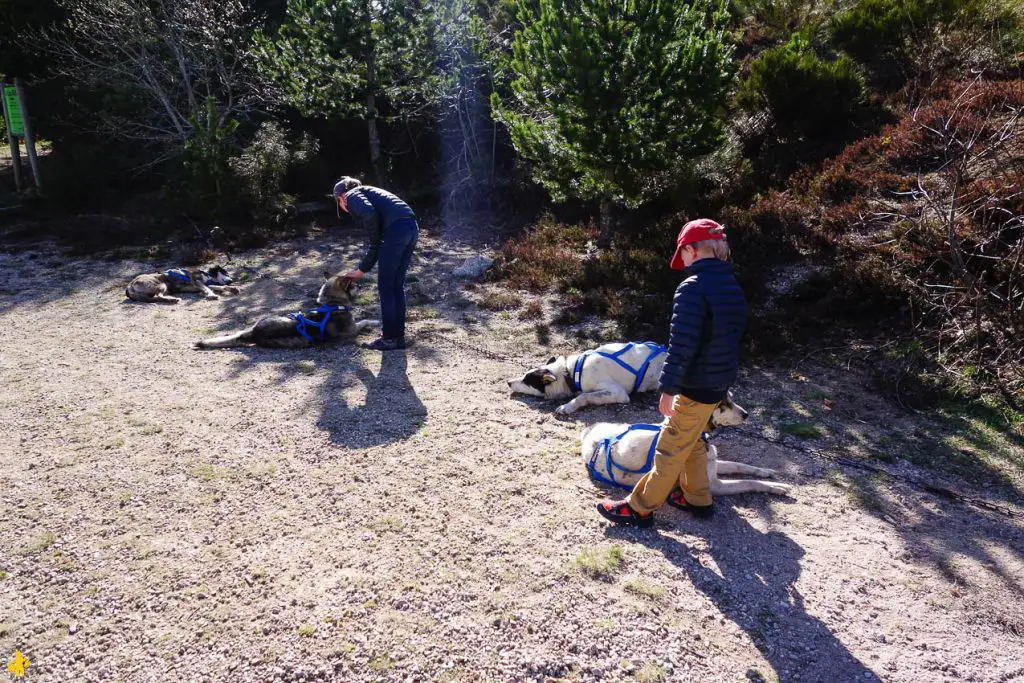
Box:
[581,394,791,496]
[126,266,239,303]
[194,272,378,350]
[508,341,667,414]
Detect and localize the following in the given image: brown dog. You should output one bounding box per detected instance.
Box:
[194,272,378,349]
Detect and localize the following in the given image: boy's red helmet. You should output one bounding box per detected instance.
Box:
[670,219,726,270]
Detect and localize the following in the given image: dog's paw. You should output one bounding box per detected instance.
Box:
[192,341,206,350]
[756,468,776,478]
[768,483,792,495]
[554,404,575,416]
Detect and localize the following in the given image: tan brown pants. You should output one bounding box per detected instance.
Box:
[627,394,718,513]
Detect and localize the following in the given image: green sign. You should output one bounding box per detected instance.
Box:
[3,85,25,136]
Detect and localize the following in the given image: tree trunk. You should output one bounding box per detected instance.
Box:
[363,0,382,185]
[597,197,614,249]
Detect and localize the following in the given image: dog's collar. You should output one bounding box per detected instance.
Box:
[562,356,576,389]
[702,422,716,443]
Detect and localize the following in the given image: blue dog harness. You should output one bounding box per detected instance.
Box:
[164,268,222,286]
[165,268,193,284]
[587,425,712,489]
[288,305,349,342]
[572,342,667,394]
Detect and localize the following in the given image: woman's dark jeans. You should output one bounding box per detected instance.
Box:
[376,217,418,341]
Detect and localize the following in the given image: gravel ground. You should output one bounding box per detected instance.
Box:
[1,228,1022,683]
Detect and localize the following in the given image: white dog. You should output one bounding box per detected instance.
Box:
[508,341,667,414]
[580,395,791,496]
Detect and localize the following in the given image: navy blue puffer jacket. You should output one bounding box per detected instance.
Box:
[658,258,747,404]
[346,186,417,273]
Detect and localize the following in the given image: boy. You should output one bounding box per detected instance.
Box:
[597,218,747,527]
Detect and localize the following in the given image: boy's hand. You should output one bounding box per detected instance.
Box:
[659,392,677,417]
[344,269,365,280]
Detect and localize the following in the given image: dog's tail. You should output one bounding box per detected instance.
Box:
[194,329,253,349]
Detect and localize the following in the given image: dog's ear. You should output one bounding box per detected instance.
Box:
[546,357,556,365]
[323,270,332,280]
[542,370,557,384]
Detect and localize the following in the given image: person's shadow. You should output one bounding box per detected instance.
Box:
[316,349,427,448]
[609,506,882,682]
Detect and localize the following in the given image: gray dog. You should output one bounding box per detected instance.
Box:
[194,272,378,350]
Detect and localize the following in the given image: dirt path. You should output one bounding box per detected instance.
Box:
[1,228,1022,683]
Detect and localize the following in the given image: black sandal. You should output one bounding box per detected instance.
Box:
[665,489,714,518]
[596,500,654,528]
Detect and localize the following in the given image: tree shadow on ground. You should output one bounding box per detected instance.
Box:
[607,506,883,683]
[732,366,1024,601]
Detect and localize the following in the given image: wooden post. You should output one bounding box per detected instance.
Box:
[1,82,24,192]
[14,79,41,192]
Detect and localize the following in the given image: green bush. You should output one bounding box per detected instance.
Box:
[230,121,318,224]
[739,34,866,144]
[180,97,240,220]
[731,0,840,41]
[830,0,1022,86]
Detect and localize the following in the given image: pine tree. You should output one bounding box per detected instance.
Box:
[254,0,437,182]
[495,0,736,246]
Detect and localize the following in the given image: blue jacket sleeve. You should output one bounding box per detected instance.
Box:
[658,279,708,395]
[346,190,382,273]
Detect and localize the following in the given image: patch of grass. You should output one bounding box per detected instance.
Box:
[244,463,277,480]
[575,544,624,579]
[249,567,269,584]
[296,360,316,375]
[296,624,316,637]
[0,570,8,580]
[18,532,56,555]
[368,652,394,672]
[595,617,617,629]
[366,515,405,533]
[478,290,521,311]
[411,306,441,320]
[189,462,228,481]
[623,578,667,600]
[195,327,219,335]
[519,299,544,320]
[437,668,466,683]
[635,661,667,683]
[0,623,16,637]
[118,492,133,507]
[780,422,824,439]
